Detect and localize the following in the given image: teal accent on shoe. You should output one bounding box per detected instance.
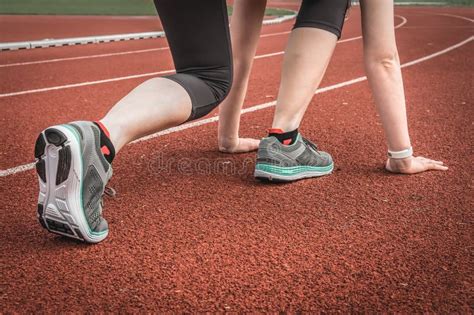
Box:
[63,124,108,237]
[255,162,334,176]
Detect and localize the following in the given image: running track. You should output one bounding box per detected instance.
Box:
[0,5,473,312]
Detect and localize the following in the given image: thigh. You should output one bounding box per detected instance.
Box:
[360,0,397,52]
[153,0,231,72]
[153,0,233,120]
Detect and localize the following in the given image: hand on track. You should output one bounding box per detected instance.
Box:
[218,137,260,154]
[385,156,448,174]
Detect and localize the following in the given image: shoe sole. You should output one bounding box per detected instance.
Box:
[35,125,108,243]
[254,163,334,182]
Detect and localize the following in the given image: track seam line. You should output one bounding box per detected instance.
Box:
[1,34,472,178]
[0,16,407,98]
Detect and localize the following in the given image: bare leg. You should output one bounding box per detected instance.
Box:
[361,0,410,152]
[272,28,337,131]
[218,0,266,153]
[361,0,447,173]
[100,78,191,153]
[100,0,233,154]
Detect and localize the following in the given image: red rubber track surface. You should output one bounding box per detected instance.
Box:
[1,5,473,313]
[0,15,164,42]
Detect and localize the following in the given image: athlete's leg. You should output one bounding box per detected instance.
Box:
[218,0,266,153]
[361,0,409,152]
[101,0,233,153]
[271,28,337,131]
[35,0,234,243]
[100,78,191,153]
[272,0,349,132]
[254,0,350,182]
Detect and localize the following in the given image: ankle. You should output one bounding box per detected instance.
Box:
[94,121,116,164]
[98,119,127,152]
[268,128,299,145]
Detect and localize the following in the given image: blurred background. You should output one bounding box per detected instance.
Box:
[0,0,472,16]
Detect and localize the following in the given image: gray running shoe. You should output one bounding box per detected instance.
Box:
[35,121,113,243]
[254,134,333,182]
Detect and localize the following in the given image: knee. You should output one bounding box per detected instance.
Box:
[365,50,400,70]
[233,58,252,77]
[202,65,233,104]
[169,64,233,121]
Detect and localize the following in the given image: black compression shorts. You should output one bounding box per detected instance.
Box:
[153,0,349,122]
[153,0,232,121]
[294,0,351,38]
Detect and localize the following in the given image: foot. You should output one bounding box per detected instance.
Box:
[254,134,333,182]
[35,121,113,243]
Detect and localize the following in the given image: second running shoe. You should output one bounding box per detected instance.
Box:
[254,134,334,182]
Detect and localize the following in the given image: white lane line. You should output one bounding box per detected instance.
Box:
[0,26,293,69]
[0,47,169,68]
[0,14,406,69]
[434,13,474,23]
[394,2,447,5]
[0,12,297,52]
[260,31,290,38]
[0,15,407,98]
[0,70,175,98]
[262,14,407,50]
[0,31,285,69]
[396,15,409,28]
[0,30,296,69]
[401,35,472,68]
[1,35,471,178]
[0,162,36,178]
[402,26,473,29]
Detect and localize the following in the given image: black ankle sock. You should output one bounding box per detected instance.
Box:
[93,121,115,164]
[268,128,299,145]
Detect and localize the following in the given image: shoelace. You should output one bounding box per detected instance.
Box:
[302,137,319,152]
[104,186,116,198]
[99,186,116,211]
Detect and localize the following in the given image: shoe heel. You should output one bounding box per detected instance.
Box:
[35,127,84,241]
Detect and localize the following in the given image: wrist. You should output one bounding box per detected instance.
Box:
[386,155,414,173]
[388,146,413,159]
[218,135,239,151]
[218,134,238,143]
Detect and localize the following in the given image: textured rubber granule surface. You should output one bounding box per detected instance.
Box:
[0,5,473,313]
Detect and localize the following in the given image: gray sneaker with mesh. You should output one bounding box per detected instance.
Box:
[34,121,113,243]
[254,134,334,182]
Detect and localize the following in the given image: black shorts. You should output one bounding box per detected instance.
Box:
[294,0,351,39]
[153,0,349,122]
